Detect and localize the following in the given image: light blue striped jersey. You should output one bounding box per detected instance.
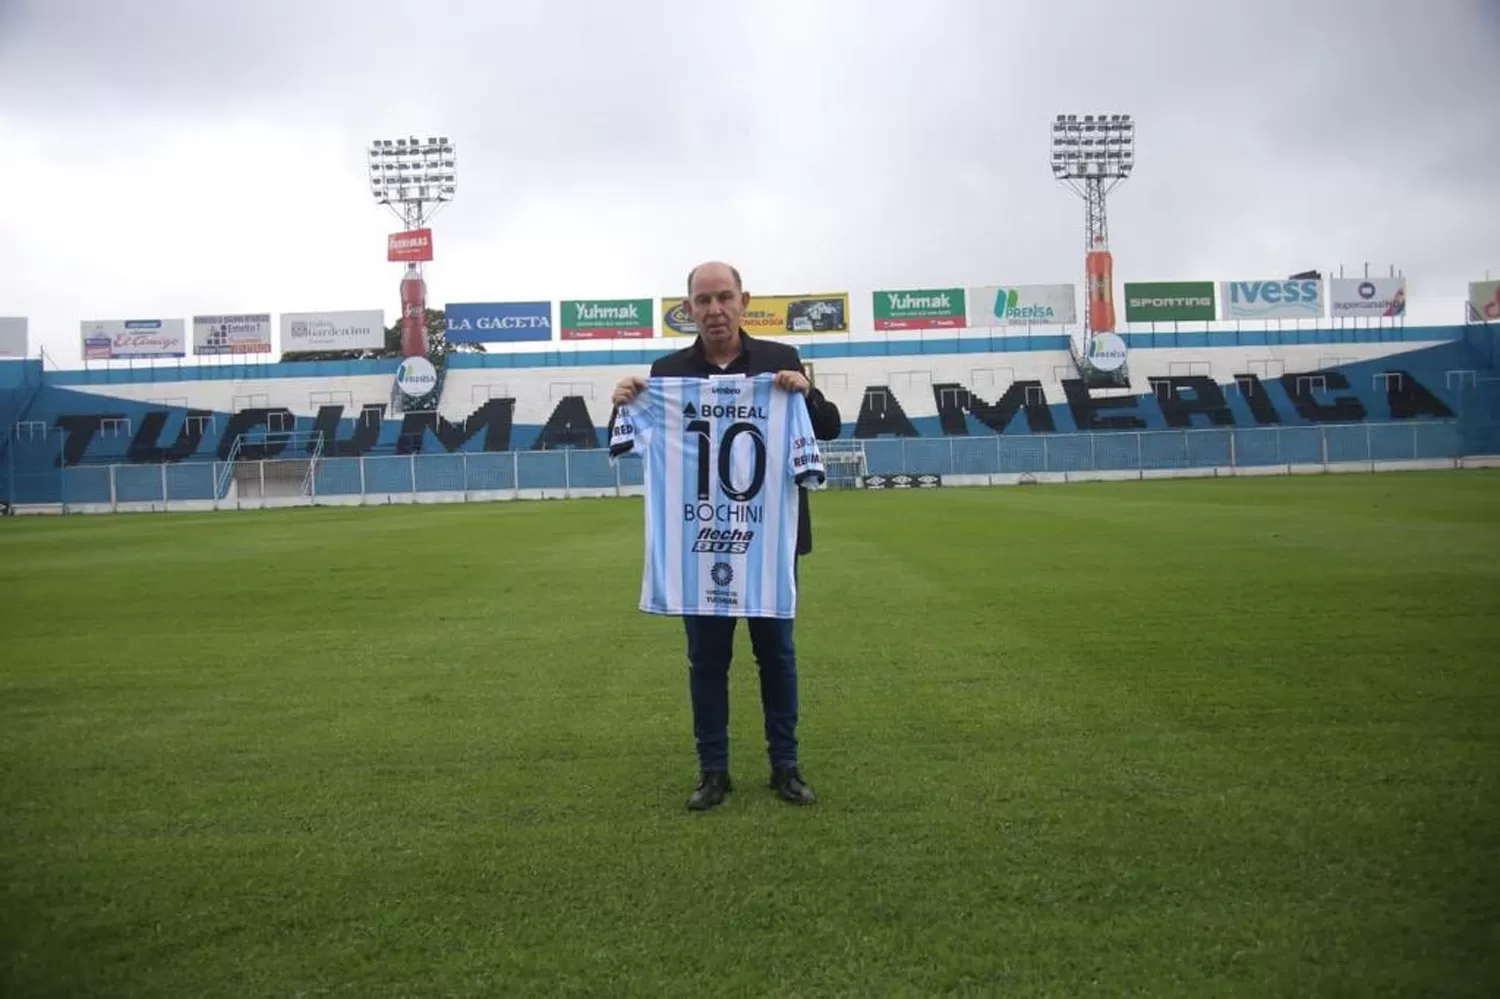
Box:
[610,374,826,619]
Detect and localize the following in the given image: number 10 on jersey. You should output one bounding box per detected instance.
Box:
[685,420,767,503]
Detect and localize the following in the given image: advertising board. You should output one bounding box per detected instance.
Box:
[81,319,187,359]
[445,302,553,343]
[280,311,386,352]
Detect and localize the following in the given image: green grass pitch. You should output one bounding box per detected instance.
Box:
[2,470,1498,997]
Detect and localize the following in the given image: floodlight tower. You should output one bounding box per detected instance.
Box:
[367,136,457,357]
[1050,113,1134,359]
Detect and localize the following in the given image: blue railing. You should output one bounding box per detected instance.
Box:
[3,419,1491,512]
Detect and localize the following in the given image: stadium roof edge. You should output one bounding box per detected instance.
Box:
[34,324,1471,386]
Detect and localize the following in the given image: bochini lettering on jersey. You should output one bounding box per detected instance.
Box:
[609,374,824,618]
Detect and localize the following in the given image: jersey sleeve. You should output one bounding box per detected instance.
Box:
[786,389,827,489]
[608,382,655,462]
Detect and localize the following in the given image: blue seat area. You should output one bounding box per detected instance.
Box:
[5,328,1497,508]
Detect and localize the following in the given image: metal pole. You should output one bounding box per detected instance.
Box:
[160,463,168,511]
[359,455,367,505]
[513,450,520,498]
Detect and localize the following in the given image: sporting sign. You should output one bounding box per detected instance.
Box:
[81,319,187,359]
[192,313,272,355]
[560,299,653,340]
[1219,279,1325,320]
[1123,282,1216,322]
[661,293,849,337]
[388,229,433,262]
[280,310,386,352]
[1330,278,1406,318]
[966,284,1077,328]
[872,288,967,330]
[0,317,26,358]
[445,302,552,343]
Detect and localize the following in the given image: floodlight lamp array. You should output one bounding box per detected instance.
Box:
[1050,113,1134,181]
[368,135,457,205]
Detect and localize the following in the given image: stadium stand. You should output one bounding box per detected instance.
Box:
[3,323,1498,513]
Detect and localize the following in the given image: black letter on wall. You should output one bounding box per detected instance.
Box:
[55,414,124,467]
[1062,379,1145,431]
[1382,370,1454,420]
[397,398,515,455]
[312,404,387,457]
[217,408,297,461]
[127,409,212,463]
[532,396,600,450]
[1232,374,1282,426]
[1149,377,1236,429]
[854,387,919,438]
[1279,371,1366,423]
[932,381,1054,435]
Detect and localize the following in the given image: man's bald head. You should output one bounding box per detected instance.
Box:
[684,260,749,359]
[687,261,742,295]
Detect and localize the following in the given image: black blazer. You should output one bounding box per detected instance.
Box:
[621,331,842,555]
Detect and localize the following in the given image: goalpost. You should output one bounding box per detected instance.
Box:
[820,439,868,489]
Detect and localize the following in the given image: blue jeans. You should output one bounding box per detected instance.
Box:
[683,615,799,773]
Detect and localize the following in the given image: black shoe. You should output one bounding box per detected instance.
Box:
[770,766,816,805]
[687,770,732,811]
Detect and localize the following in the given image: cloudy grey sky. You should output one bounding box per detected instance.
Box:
[1,0,1496,364]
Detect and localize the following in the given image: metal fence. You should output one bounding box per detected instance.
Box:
[4,419,1494,514]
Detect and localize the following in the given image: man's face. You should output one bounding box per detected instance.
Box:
[687,264,748,352]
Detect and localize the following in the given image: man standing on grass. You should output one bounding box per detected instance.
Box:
[610,261,843,811]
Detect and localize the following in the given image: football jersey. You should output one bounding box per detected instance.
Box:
[610,374,826,619]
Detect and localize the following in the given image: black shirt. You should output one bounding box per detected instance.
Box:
[619,331,842,556]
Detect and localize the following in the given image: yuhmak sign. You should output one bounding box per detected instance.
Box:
[560,299,653,340]
[872,288,968,330]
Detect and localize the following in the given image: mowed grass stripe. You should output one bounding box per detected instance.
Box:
[1,471,1497,997]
